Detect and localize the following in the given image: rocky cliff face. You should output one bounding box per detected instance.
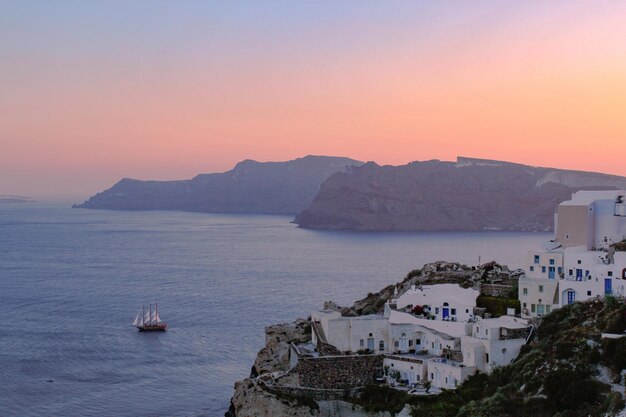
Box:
[74,155,362,214]
[295,157,626,232]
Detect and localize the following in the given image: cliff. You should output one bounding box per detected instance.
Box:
[74,155,362,214]
[227,262,626,417]
[295,157,626,231]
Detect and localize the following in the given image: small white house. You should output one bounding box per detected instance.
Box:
[395,284,479,322]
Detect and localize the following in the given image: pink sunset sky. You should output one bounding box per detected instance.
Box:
[1,1,626,200]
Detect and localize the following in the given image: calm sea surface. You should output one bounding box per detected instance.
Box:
[0,203,549,416]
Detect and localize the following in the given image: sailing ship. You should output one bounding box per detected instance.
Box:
[132,303,167,331]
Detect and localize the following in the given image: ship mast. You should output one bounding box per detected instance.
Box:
[142,305,145,327]
[149,304,153,326]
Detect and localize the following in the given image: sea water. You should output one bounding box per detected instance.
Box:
[0,203,549,416]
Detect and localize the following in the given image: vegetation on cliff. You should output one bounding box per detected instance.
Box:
[396,298,625,417]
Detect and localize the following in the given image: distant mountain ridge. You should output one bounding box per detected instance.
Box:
[74,155,363,214]
[294,156,626,232]
[0,195,35,203]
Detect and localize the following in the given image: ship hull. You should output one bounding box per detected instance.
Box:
[137,323,167,331]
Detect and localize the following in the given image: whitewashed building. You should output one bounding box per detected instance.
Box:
[520,190,626,317]
[311,301,530,389]
[394,283,479,322]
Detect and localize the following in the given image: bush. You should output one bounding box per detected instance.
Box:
[351,384,409,414]
[476,295,520,317]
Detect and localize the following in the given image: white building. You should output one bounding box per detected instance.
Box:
[520,190,626,317]
[312,302,530,390]
[394,283,479,322]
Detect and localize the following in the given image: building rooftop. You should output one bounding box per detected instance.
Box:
[388,310,466,338]
[480,315,528,330]
[560,190,626,206]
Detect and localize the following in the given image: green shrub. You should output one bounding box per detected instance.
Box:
[476,295,520,317]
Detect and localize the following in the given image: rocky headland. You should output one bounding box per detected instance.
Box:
[227,262,626,417]
[295,157,626,232]
[74,155,362,214]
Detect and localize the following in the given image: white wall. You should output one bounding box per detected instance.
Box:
[383,358,426,385]
[428,359,475,389]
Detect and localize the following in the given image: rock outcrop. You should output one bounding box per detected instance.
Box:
[295,157,626,232]
[253,319,311,376]
[74,155,362,214]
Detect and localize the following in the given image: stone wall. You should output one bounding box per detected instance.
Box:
[262,382,358,401]
[500,327,531,340]
[295,355,383,389]
[480,283,515,297]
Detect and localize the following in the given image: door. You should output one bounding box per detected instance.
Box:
[605,279,613,295]
[442,308,449,319]
[367,338,374,351]
[567,290,576,304]
[400,334,408,353]
[548,267,555,279]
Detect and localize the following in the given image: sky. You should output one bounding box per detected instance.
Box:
[1,1,626,200]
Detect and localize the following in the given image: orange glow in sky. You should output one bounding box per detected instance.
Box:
[1,1,626,199]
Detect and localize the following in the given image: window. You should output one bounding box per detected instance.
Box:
[569,269,573,276]
[360,339,364,347]
[608,271,613,277]
[542,266,546,273]
[585,270,590,277]
[565,234,570,239]
[587,291,592,296]
[485,329,488,335]
[578,260,582,265]
[531,304,536,313]
[576,269,583,279]
[523,302,527,308]
[394,341,399,348]
[435,307,439,314]
[523,288,528,295]
[430,373,434,380]
[415,339,421,345]
[530,266,534,272]
[379,341,385,351]
[485,353,489,363]
[558,267,563,275]
[465,309,469,313]
[550,259,555,265]
[534,255,540,264]
[546,305,551,313]
[369,333,373,337]
[409,340,413,347]
[431,342,434,348]
[451,308,456,315]
[537,304,545,315]
[539,285,544,293]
